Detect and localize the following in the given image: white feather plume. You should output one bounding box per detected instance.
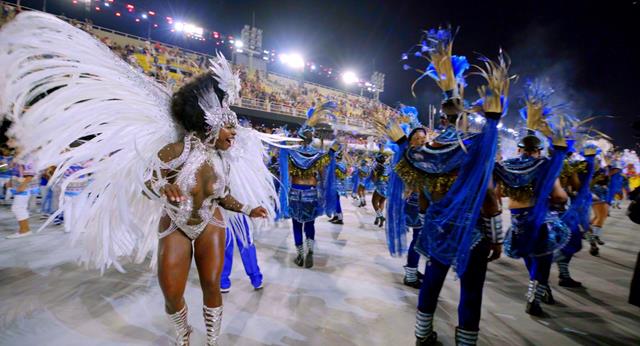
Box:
[0,12,180,272]
[209,51,240,105]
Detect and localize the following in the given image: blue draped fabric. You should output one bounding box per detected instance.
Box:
[288,145,326,169]
[386,141,408,257]
[415,117,500,277]
[494,156,548,189]
[607,171,624,204]
[526,146,568,256]
[351,168,359,194]
[335,162,349,195]
[324,150,338,216]
[277,148,291,220]
[560,156,595,256]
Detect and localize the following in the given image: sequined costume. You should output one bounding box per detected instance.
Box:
[591,169,610,203]
[278,116,337,268]
[391,117,503,342]
[554,151,596,288]
[372,158,390,198]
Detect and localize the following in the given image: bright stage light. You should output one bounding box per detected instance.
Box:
[234,40,244,48]
[279,53,305,69]
[341,71,359,85]
[141,14,148,19]
[184,24,203,36]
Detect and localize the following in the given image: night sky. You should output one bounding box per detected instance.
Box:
[13,0,640,148]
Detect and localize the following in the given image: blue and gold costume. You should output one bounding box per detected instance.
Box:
[278,102,338,268]
[554,145,597,287]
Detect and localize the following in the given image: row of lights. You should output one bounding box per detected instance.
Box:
[69,1,374,86]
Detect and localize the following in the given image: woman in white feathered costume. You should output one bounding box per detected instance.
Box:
[0,12,291,346]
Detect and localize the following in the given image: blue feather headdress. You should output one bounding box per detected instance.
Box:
[402,25,469,99]
[298,101,338,139]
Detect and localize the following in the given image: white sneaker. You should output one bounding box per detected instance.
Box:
[6,231,33,239]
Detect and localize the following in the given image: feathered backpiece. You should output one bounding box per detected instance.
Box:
[472,50,517,115]
[0,12,179,271]
[306,100,338,126]
[402,25,469,98]
[518,79,575,148]
[582,141,601,156]
[399,105,423,133]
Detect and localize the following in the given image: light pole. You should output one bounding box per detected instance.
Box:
[370,71,385,101]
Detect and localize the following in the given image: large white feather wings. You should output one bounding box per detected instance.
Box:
[0,12,181,272]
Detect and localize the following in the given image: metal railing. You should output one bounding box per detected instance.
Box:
[234,97,373,130]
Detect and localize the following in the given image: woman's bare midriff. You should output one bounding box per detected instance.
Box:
[292,176,317,186]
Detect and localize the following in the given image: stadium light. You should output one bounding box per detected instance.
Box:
[279,53,305,69]
[342,71,359,85]
[141,14,148,19]
[234,40,244,48]
[174,22,185,32]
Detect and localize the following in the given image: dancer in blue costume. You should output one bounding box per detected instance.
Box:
[371,152,390,227]
[328,149,348,225]
[554,142,599,288]
[384,26,513,345]
[495,80,571,316]
[352,157,371,208]
[221,214,263,293]
[278,102,339,268]
[590,162,611,252]
[608,161,625,209]
[402,127,429,288]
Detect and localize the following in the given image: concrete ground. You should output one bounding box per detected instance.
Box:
[0,197,638,345]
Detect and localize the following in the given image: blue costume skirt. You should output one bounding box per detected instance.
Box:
[557,206,588,258]
[404,192,422,228]
[374,181,388,198]
[505,208,571,258]
[337,179,349,196]
[592,185,609,204]
[288,184,319,223]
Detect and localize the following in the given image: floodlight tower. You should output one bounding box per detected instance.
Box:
[233,24,264,72]
[370,71,385,100]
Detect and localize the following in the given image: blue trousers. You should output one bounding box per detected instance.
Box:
[335,193,342,214]
[221,227,262,288]
[417,240,490,331]
[523,254,553,285]
[406,227,421,268]
[292,219,315,246]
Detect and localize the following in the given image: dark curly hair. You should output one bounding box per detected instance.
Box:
[170,71,226,136]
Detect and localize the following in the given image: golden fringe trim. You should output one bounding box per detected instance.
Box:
[289,155,330,179]
[335,169,348,180]
[394,158,457,195]
[394,158,428,191]
[497,181,535,201]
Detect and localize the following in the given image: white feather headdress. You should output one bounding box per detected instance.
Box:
[199,52,241,142]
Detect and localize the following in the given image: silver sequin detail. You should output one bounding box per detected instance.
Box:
[158,134,228,240]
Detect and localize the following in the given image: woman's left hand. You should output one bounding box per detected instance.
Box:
[249,206,268,218]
